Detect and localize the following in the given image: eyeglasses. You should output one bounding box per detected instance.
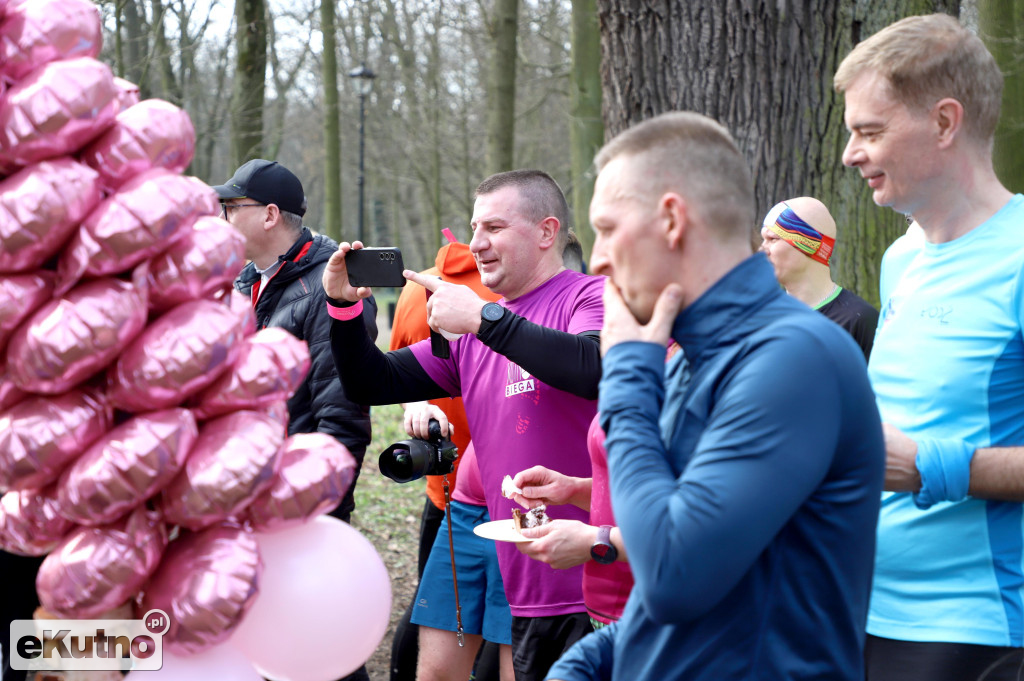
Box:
[220,202,265,218]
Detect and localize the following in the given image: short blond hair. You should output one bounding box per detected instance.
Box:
[834,14,1003,144]
[594,112,755,241]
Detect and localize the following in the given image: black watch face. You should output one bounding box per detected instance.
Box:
[591,543,614,564]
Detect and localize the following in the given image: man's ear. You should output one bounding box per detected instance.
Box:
[538,216,560,249]
[264,203,281,231]
[934,97,964,149]
[659,193,688,249]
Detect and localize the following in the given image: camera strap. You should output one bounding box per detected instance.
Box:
[443,474,465,646]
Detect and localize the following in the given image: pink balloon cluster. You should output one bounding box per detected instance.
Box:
[0,5,390,677]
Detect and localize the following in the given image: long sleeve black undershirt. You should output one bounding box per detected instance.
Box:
[329,303,601,405]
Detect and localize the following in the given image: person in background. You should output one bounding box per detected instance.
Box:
[835,14,1024,679]
[760,196,879,360]
[546,111,884,681]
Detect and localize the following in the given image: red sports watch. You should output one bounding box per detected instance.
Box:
[590,524,618,565]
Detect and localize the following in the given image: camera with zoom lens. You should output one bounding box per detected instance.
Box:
[379,418,458,483]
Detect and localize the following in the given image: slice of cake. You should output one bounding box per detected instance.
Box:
[512,505,551,533]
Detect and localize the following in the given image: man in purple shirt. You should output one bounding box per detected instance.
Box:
[322,170,604,681]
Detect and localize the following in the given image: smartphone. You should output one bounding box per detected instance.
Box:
[345,247,406,288]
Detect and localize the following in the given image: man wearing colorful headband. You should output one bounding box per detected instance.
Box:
[760,196,878,360]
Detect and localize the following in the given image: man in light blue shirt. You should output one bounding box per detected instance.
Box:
[836,13,1024,680]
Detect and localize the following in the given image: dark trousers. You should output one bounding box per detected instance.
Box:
[510,612,592,681]
[865,634,1024,681]
[1,551,44,681]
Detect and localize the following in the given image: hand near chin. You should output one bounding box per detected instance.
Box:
[601,280,683,355]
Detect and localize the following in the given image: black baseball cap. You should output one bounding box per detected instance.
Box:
[213,159,307,217]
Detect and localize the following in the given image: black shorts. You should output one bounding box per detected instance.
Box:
[510,612,592,681]
[865,634,1024,681]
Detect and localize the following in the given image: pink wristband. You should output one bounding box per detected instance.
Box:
[327,298,364,321]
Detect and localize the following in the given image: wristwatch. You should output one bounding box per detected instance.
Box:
[478,302,505,335]
[590,525,618,565]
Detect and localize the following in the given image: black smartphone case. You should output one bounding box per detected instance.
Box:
[345,247,406,287]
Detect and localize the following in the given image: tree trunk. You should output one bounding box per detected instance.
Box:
[322,0,342,241]
[120,0,147,96]
[596,0,958,307]
[486,0,519,174]
[569,0,603,261]
[230,0,267,167]
[979,0,1024,193]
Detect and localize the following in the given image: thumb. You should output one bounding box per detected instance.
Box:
[647,283,683,341]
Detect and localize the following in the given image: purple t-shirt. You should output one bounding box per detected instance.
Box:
[410,269,604,617]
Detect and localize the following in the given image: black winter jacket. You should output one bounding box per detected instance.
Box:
[234,228,377,519]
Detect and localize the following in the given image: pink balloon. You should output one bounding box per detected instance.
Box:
[0,388,112,492]
[80,99,196,192]
[226,288,257,336]
[159,411,284,530]
[146,216,245,313]
[0,486,73,555]
[57,408,197,526]
[138,523,261,655]
[230,516,391,681]
[113,77,140,108]
[0,0,102,84]
[0,362,24,411]
[5,270,148,395]
[0,158,102,274]
[107,298,245,412]
[123,643,262,681]
[0,57,118,173]
[245,433,358,532]
[57,167,219,290]
[190,327,310,420]
[37,506,166,618]
[0,271,54,352]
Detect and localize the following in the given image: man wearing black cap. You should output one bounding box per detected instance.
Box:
[214,159,378,526]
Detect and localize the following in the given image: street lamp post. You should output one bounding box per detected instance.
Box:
[349,64,376,244]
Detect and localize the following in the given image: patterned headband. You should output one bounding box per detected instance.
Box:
[763,201,835,266]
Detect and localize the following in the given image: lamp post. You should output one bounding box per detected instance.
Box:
[349,63,376,244]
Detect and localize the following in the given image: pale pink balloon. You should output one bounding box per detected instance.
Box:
[57,409,197,526]
[0,0,102,84]
[0,388,112,492]
[258,399,289,428]
[245,433,357,532]
[123,644,262,681]
[113,77,140,108]
[190,327,310,420]
[226,288,257,336]
[138,523,261,655]
[0,485,73,555]
[5,271,148,395]
[0,158,101,273]
[0,57,118,173]
[0,271,53,352]
[37,506,167,619]
[0,361,24,411]
[80,99,196,192]
[146,216,245,312]
[57,168,219,290]
[107,298,245,412]
[231,516,391,681]
[159,411,284,531]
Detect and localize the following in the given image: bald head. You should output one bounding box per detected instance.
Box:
[783,197,836,241]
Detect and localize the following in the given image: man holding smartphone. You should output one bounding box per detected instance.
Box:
[324,169,604,681]
[214,159,378,526]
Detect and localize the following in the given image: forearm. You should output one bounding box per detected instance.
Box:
[477,311,601,399]
[969,446,1024,501]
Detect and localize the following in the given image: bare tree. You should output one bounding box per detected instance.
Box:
[485,0,520,173]
[230,0,267,166]
[979,0,1024,193]
[569,0,602,259]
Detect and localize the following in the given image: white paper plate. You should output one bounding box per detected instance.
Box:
[473,519,534,543]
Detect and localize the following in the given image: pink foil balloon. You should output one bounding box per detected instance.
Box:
[6,271,148,395]
[37,506,167,619]
[0,362,24,411]
[81,99,196,191]
[159,411,284,530]
[58,167,219,289]
[113,77,140,108]
[245,433,357,532]
[231,516,392,681]
[57,408,197,526]
[190,327,310,420]
[0,271,53,352]
[0,486,73,555]
[108,298,245,412]
[0,57,118,173]
[138,523,261,654]
[226,288,257,336]
[146,216,245,312]
[0,158,101,273]
[0,388,111,492]
[0,0,102,84]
